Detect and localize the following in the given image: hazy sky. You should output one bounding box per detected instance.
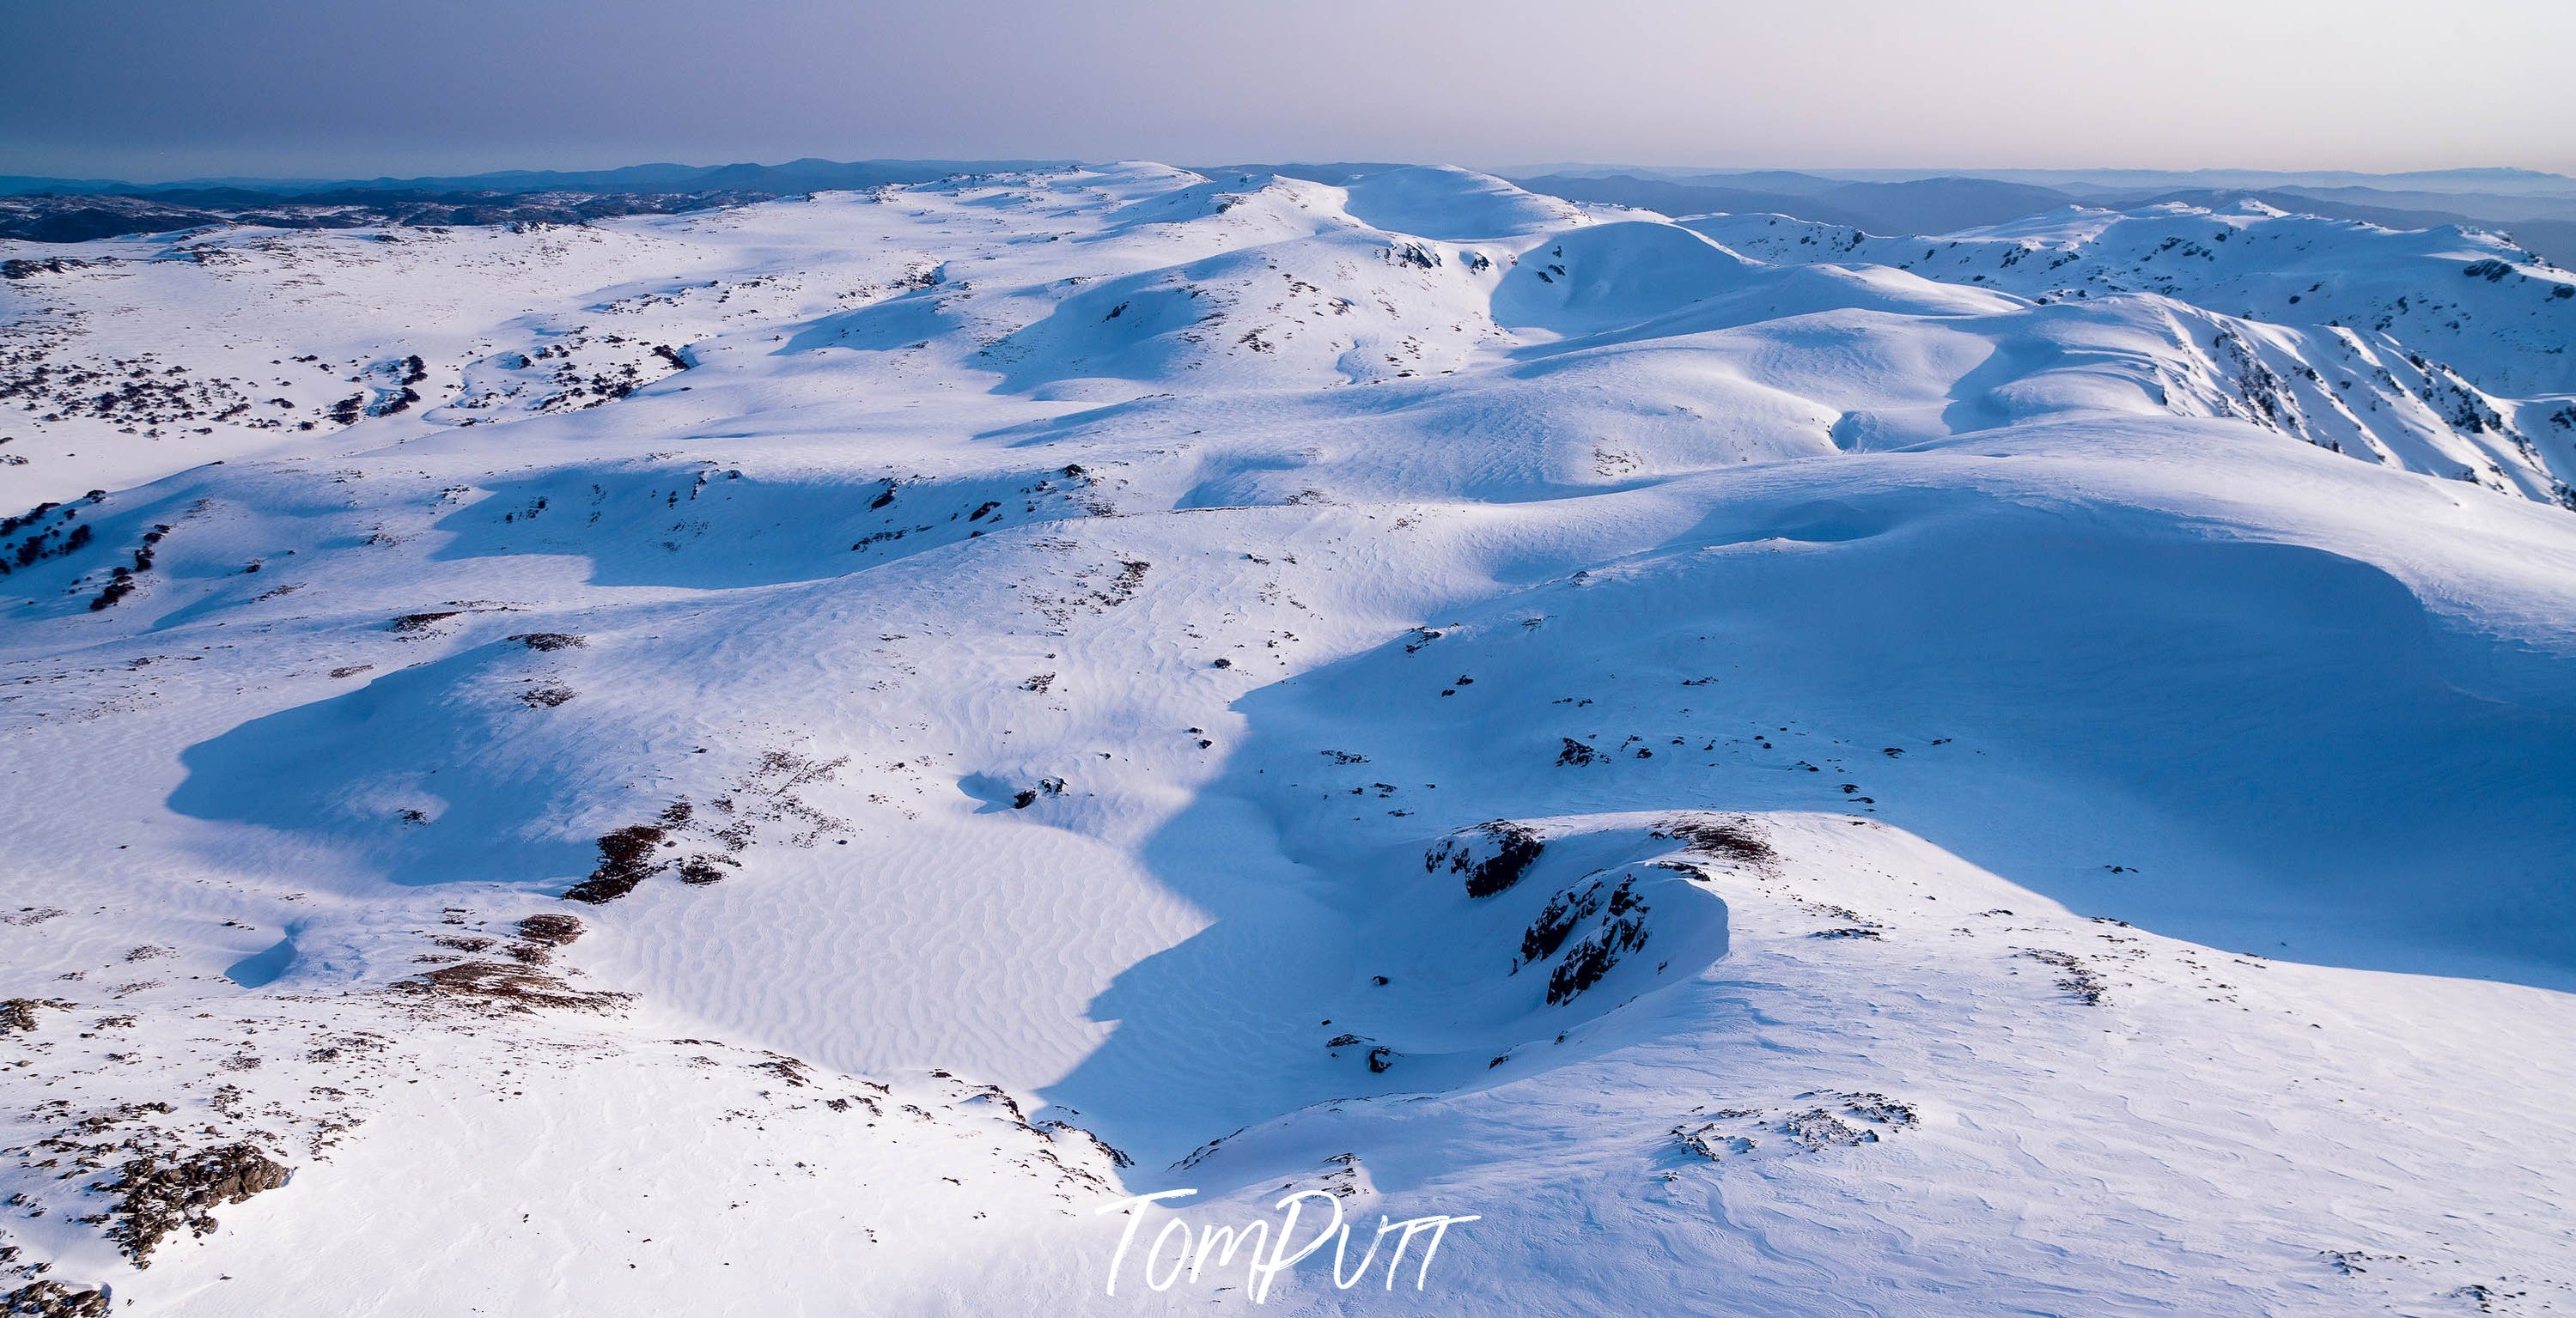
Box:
[6,0,2571,182]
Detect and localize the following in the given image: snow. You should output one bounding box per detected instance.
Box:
[1682,204,2576,503]
[1335,166,1586,240]
[3,164,2574,1315]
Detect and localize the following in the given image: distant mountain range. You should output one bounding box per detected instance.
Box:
[0,158,1077,199]
[1507,163,2576,197]
[1502,171,2576,269]
[0,159,1079,244]
[5,158,2572,267]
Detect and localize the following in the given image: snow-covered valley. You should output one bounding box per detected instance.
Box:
[3,162,2573,1315]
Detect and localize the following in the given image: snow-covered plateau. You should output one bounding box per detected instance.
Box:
[3,162,2573,1315]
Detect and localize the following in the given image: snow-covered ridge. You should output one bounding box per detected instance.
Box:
[1689,201,2576,501]
[9,167,2573,512]
[3,164,2573,1315]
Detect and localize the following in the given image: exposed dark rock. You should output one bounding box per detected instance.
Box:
[92,1143,290,1266]
[1545,904,1649,1005]
[1839,1093,1917,1127]
[1428,820,1545,898]
[562,823,669,902]
[1780,1108,1876,1151]
[1520,882,1602,964]
[675,853,740,885]
[2,1280,112,1317]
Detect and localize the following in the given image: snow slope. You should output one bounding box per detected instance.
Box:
[3,164,2573,1315]
[1687,203,2576,503]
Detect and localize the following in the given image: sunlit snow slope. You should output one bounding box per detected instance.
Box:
[3,164,2574,1316]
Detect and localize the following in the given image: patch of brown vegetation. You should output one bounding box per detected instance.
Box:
[1653,814,1778,870]
[513,914,584,946]
[386,610,460,634]
[1427,821,1546,898]
[507,632,586,651]
[399,961,629,1014]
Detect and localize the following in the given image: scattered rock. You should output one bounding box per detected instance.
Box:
[93,1142,290,1266]
[1,1279,112,1317]
[2021,949,2108,1005]
[1780,1107,1877,1151]
[1673,1091,1916,1163]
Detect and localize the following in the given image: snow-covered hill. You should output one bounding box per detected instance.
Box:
[1688,203,2576,503]
[3,164,2573,1316]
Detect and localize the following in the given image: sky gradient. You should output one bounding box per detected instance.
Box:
[6,0,2570,182]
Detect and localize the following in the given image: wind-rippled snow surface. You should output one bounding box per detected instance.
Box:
[3,164,2574,1315]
